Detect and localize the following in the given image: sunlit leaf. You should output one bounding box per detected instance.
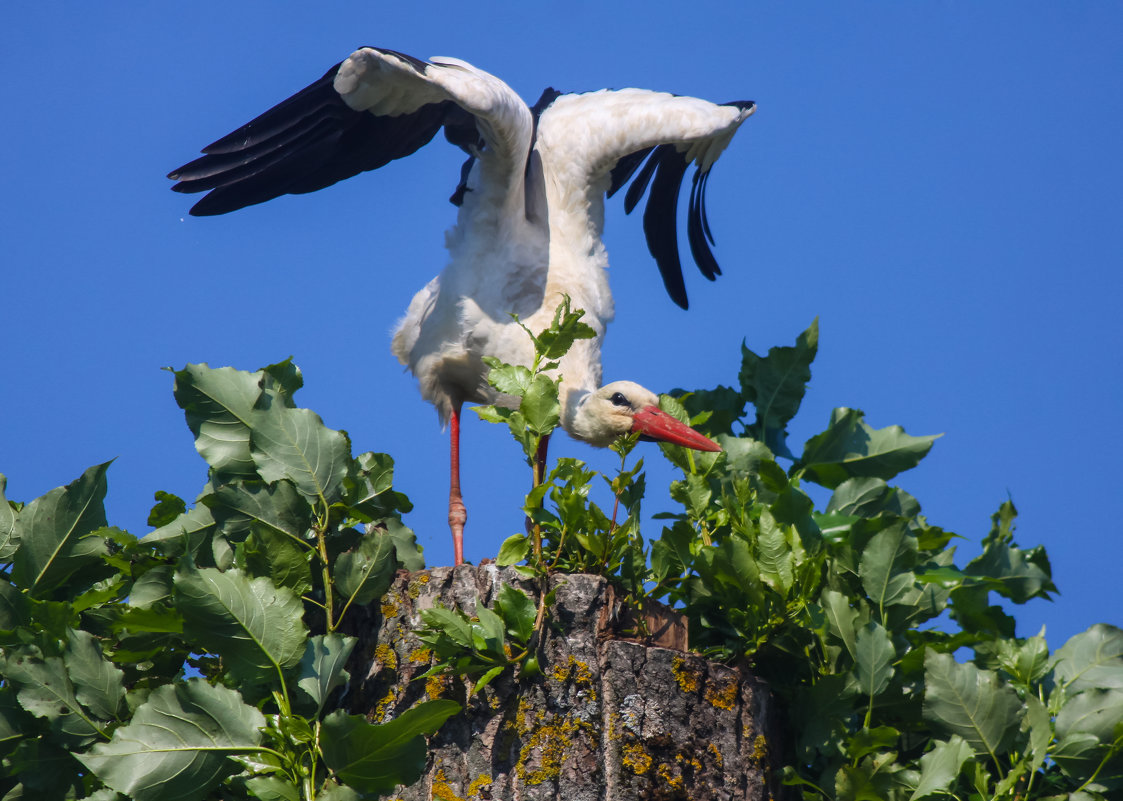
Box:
[250,404,350,505]
[0,474,20,560]
[922,650,1021,757]
[174,566,307,685]
[320,700,460,794]
[740,319,818,458]
[10,463,111,598]
[297,634,356,716]
[799,408,940,489]
[78,680,264,801]
[855,622,895,698]
[907,735,973,801]
[1054,624,1123,692]
[172,364,262,478]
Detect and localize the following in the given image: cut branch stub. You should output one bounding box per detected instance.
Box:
[345,565,778,801]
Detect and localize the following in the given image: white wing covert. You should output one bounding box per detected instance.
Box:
[536,90,755,308]
[168,47,532,217]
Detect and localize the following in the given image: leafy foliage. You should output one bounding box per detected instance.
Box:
[0,361,456,799]
[475,316,1121,800]
[3,315,1120,801]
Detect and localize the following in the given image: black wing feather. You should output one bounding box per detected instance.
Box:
[641,145,691,309]
[169,59,457,216]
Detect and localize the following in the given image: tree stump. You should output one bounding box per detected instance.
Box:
[345,565,779,801]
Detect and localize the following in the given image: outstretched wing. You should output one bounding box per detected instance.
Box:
[537,90,754,309]
[168,47,532,217]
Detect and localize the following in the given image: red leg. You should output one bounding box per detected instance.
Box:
[448,402,467,566]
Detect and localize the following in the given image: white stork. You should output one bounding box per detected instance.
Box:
[169,46,754,565]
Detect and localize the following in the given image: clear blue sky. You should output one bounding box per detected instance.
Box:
[3,3,1120,649]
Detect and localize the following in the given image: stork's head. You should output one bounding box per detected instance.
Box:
[567,380,721,452]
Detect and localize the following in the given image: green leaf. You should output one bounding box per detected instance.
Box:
[65,629,125,721]
[494,584,536,643]
[0,580,29,631]
[172,363,262,478]
[483,360,533,396]
[77,680,264,801]
[147,491,187,528]
[827,477,920,520]
[1,647,103,745]
[144,503,215,558]
[740,318,818,457]
[250,403,350,505]
[821,588,862,663]
[245,776,300,801]
[860,521,919,610]
[0,474,20,560]
[334,527,398,607]
[241,526,313,596]
[908,735,973,801]
[756,508,795,595]
[855,621,895,698]
[10,462,111,598]
[496,534,530,566]
[344,451,412,519]
[320,700,460,794]
[1054,624,1123,693]
[174,566,308,685]
[1055,688,1123,743]
[521,373,560,436]
[211,479,312,543]
[297,634,356,716]
[922,650,1021,758]
[474,665,506,694]
[799,408,941,489]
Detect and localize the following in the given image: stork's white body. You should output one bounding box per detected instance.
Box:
[170,46,753,562]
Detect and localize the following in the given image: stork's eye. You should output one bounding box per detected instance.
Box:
[609,392,630,407]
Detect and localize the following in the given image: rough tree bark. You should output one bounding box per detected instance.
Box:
[345,565,780,801]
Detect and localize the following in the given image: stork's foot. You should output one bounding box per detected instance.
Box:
[449,493,466,566]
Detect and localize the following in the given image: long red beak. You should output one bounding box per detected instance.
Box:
[631,406,722,452]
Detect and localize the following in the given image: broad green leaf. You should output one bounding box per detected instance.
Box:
[172,363,262,477]
[521,373,560,436]
[922,650,1021,757]
[1023,694,1052,777]
[250,404,350,505]
[740,319,818,457]
[1055,688,1123,742]
[211,479,311,543]
[827,477,920,520]
[382,517,424,572]
[297,634,356,716]
[10,462,110,598]
[344,451,412,519]
[65,629,125,721]
[756,508,794,595]
[860,522,919,610]
[474,664,506,694]
[0,580,29,631]
[847,726,900,761]
[1054,624,1123,692]
[908,735,973,801]
[799,408,941,489]
[244,776,300,801]
[855,621,895,698]
[144,502,215,558]
[495,584,536,643]
[78,680,264,801]
[474,605,506,653]
[674,386,745,437]
[334,528,398,607]
[965,539,1055,603]
[241,526,313,596]
[147,490,187,528]
[261,357,304,401]
[174,566,307,685]
[821,588,862,662]
[483,359,533,396]
[1,648,103,745]
[835,751,910,801]
[320,700,460,793]
[0,475,19,560]
[129,566,174,609]
[496,534,530,566]
[1051,731,1116,787]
